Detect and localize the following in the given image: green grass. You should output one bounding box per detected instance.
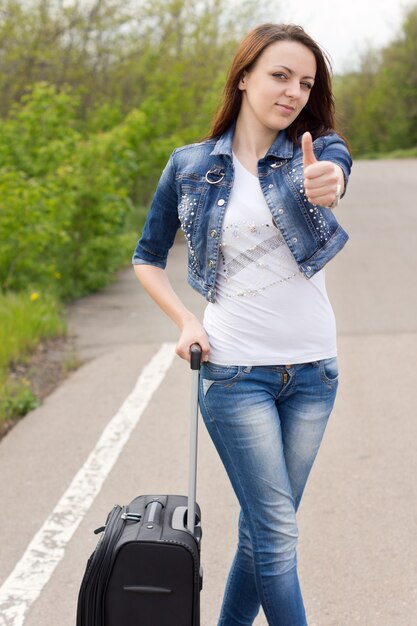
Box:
[0,291,66,425]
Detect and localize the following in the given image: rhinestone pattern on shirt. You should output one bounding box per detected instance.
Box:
[225,233,284,279]
[217,219,297,299]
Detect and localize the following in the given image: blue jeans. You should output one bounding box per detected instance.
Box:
[198,359,339,626]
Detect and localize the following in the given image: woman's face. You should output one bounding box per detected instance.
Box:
[238,40,317,134]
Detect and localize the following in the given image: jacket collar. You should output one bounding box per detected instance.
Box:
[210,124,294,160]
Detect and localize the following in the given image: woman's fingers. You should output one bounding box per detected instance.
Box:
[175,322,211,363]
[304,162,341,207]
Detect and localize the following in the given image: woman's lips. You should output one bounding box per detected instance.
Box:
[276,103,296,115]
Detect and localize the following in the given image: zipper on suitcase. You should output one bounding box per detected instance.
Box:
[78,505,142,626]
[121,512,142,522]
[78,505,122,626]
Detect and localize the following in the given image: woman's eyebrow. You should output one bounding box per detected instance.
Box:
[272,65,315,81]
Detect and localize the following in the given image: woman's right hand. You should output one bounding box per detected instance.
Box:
[176,314,211,364]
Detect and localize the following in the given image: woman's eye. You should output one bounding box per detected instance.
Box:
[301,82,313,90]
[273,73,287,80]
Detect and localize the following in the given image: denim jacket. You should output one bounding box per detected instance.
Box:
[132,125,352,303]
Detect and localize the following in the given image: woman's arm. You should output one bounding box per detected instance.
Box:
[133,264,210,363]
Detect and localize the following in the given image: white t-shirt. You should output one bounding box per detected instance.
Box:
[203,154,337,365]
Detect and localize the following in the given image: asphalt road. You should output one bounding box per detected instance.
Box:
[0,159,416,626]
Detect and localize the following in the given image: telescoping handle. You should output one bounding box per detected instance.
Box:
[187,343,202,534]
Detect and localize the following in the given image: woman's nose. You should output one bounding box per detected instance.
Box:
[284,79,301,98]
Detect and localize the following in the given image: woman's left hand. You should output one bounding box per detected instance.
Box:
[302,132,344,209]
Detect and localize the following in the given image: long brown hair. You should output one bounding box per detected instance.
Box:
[208,23,336,143]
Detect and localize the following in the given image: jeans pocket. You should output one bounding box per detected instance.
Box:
[200,363,242,397]
[318,357,339,384]
[202,362,240,381]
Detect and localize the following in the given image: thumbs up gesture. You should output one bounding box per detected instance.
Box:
[302,132,343,209]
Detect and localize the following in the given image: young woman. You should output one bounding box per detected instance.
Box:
[132,23,352,626]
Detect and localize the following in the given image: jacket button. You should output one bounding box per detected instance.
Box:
[217,199,225,206]
[210,229,218,238]
[208,259,215,268]
[268,184,274,189]
[278,208,284,215]
[292,237,298,243]
[307,266,312,271]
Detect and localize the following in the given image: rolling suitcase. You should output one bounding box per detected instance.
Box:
[76,344,203,626]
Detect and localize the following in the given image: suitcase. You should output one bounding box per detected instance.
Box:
[76,344,203,626]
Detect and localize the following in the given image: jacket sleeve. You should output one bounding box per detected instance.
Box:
[132,153,180,269]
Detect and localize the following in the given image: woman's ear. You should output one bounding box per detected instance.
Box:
[238,71,247,91]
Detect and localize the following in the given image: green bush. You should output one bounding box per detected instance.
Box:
[0,84,150,299]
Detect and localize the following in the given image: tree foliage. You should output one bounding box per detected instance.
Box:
[335,5,417,156]
[0,0,265,119]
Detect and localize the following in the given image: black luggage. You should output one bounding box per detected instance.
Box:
[77,345,203,626]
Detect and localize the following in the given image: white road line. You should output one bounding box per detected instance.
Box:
[0,343,176,626]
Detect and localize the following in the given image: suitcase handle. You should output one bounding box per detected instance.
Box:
[190,343,202,371]
[145,500,164,525]
[187,343,202,534]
